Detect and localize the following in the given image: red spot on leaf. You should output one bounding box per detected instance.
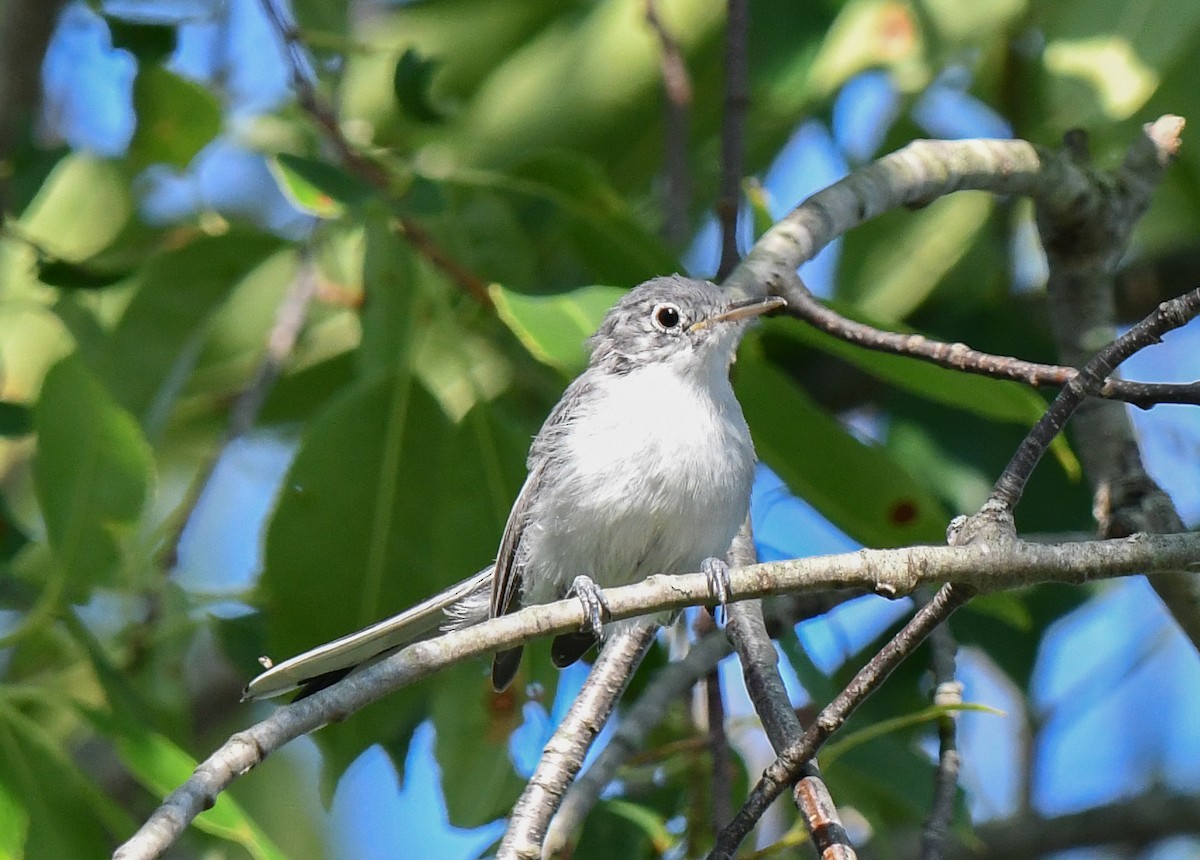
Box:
[889,499,918,526]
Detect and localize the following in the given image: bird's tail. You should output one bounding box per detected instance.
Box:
[243,567,493,700]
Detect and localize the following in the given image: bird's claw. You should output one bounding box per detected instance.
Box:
[570,574,610,634]
[701,556,732,622]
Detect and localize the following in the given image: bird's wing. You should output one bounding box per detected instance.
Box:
[489,465,540,620]
[490,374,593,620]
[244,567,493,700]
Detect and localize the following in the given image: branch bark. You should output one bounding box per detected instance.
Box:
[113,531,1200,859]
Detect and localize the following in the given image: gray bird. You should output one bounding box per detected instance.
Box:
[245,275,784,699]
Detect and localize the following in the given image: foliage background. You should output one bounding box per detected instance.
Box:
[1,0,1199,857]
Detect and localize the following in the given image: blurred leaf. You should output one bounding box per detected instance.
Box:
[129,65,221,170]
[96,712,287,860]
[432,663,524,826]
[268,154,376,219]
[0,497,29,565]
[0,777,26,860]
[36,258,133,291]
[447,153,678,285]
[97,231,283,435]
[0,402,32,437]
[393,48,449,123]
[823,702,1003,769]
[491,283,624,375]
[105,17,176,62]
[258,353,357,425]
[737,347,948,547]
[966,591,1034,631]
[761,317,1079,479]
[845,193,995,323]
[33,355,152,597]
[291,0,350,37]
[0,704,128,858]
[806,0,926,99]
[18,154,132,260]
[358,216,418,379]
[262,381,526,785]
[574,799,666,860]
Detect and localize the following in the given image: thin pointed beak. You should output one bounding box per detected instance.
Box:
[689,295,787,332]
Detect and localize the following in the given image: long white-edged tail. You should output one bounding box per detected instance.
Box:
[243,568,493,700]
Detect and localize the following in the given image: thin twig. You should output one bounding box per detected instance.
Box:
[988,287,1200,512]
[113,532,1200,859]
[918,602,962,860]
[709,584,974,859]
[724,521,856,858]
[644,0,692,245]
[499,622,657,859]
[545,631,732,854]
[694,607,735,833]
[716,0,749,278]
[158,255,320,569]
[256,0,493,308]
[780,272,1200,408]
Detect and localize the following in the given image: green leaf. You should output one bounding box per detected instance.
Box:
[447,153,678,285]
[18,154,132,261]
[128,65,221,170]
[432,663,524,826]
[823,702,1004,770]
[491,283,624,374]
[97,231,283,435]
[968,591,1035,631]
[0,402,32,437]
[105,17,176,63]
[358,216,419,379]
[0,777,27,860]
[574,799,668,860]
[0,703,129,857]
[103,717,287,860]
[736,347,949,547]
[267,154,376,218]
[845,193,994,323]
[36,258,133,291]
[263,382,521,652]
[261,381,526,784]
[761,317,1080,479]
[33,355,153,597]
[393,48,449,123]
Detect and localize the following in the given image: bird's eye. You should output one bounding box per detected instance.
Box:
[653,304,681,330]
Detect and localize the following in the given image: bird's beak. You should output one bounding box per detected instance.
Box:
[689,295,787,332]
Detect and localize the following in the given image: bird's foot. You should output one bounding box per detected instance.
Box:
[701,556,732,622]
[569,574,610,635]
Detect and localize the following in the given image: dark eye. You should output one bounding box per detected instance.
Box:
[653,304,681,330]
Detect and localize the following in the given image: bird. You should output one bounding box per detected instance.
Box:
[244,275,784,700]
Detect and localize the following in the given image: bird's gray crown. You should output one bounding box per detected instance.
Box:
[586,275,767,375]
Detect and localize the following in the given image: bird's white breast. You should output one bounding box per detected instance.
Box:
[519,360,756,604]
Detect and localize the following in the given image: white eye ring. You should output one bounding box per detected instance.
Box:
[652,303,682,331]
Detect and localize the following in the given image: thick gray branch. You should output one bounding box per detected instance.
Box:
[500,622,656,859]
[114,532,1200,859]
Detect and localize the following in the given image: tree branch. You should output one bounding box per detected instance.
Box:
[725,120,1199,410]
[709,582,974,859]
[716,0,749,279]
[1034,116,1200,651]
[114,531,1200,859]
[917,607,962,860]
[724,521,856,859]
[499,622,657,858]
[644,0,692,246]
[256,0,493,308]
[544,631,733,855]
